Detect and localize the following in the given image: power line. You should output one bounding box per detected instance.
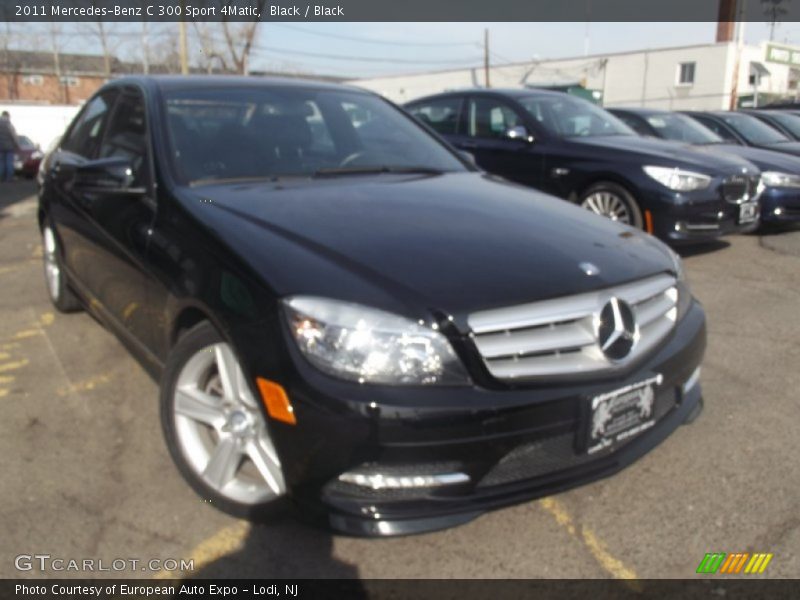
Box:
[270,23,478,47]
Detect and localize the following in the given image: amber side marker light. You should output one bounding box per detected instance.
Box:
[256,377,297,425]
[644,209,654,234]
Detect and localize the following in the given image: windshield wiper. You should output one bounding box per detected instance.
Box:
[313,165,445,177]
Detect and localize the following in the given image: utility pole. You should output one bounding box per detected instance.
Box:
[729,1,747,110]
[179,19,188,75]
[142,20,149,74]
[483,28,490,88]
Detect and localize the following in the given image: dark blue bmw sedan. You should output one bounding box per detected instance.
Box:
[406,89,761,243]
[611,107,800,225]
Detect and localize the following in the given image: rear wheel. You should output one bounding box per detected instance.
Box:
[42,222,82,313]
[160,322,288,519]
[580,182,644,230]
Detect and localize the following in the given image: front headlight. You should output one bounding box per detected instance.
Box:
[761,171,800,188]
[283,297,468,385]
[643,166,711,192]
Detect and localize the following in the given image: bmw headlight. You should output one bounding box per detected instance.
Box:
[283,297,468,385]
[761,171,800,188]
[643,166,711,192]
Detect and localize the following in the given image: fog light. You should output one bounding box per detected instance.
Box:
[339,471,470,490]
[774,207,784,215]
[682,366,701,395]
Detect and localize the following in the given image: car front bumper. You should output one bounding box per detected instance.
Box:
[759,187,800,222]
[645,188,758,243]
[265,300,707,537]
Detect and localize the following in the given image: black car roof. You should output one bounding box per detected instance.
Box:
[608,107,669,116]
[103,75,369,95]
[409,88,569,102]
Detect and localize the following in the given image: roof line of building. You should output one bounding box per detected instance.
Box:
[348,41,749,83]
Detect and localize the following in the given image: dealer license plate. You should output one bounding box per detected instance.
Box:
[738,201,758,224]
[587,375,661,454]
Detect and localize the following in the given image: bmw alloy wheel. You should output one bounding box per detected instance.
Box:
[581,191,632,224]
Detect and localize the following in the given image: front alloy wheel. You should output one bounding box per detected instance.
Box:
[161,322,287,517]
[579,182,644,229]
[42,222,82,313]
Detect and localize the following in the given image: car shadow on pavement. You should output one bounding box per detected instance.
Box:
[189,517,366,591]
[674,240,730,258]
[0,180,37,214]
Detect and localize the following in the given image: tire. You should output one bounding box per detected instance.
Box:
[160,321,288,519]
[579,182,644,230]
[42,220,83,313]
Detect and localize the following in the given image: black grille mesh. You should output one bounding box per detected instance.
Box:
[478,389,677,488]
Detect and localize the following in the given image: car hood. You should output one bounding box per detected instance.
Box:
[759,141,800,156]
[701,143,800,173]
[569,135,757,174]
[187,173,675,320]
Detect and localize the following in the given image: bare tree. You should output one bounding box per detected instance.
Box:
[192,22,229,73]
[220,0,267,75]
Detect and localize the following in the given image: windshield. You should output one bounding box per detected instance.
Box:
[720,113,790,145]
[763,112,800,139]
[645,113,722,144]
[518,95,634,138]
[163,87,466,184]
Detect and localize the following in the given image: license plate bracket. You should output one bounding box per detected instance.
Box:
[738,201,758,224]
[584,375,662,455]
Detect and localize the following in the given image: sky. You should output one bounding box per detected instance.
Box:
[10,21,799,79]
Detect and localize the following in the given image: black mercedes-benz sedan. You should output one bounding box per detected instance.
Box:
[405,89,760,243]
[611,107,800,225]
[38,77,706,536]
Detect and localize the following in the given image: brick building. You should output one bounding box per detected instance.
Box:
[0,50,119,105]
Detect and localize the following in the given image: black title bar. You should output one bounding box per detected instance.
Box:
[3,0,800,22]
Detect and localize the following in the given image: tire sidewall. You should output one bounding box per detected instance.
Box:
[580,182,644,230]
[42,219,82,313]
[159,321,288,520]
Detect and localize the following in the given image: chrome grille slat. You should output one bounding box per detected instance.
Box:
[469,273,678,381]
[634,288,677,327]
[473,319,595,359]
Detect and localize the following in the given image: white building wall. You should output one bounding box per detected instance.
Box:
[0,103,80,150]
[353,42,794,112]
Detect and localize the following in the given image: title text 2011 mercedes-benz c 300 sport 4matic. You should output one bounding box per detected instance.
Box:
[38,77,706,536]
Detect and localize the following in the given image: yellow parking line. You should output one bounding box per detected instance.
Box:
[11,330,39,340]
[0,375,13,384]
[0,389,8,398]
[0,352,9,361]
[0,359,29,373]
[540,497,640,586]
[1,343,20,351]
[153,520,250,579]
[39,312,54,326]
[58,374,112,396]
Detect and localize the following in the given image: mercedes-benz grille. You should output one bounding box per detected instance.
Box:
[468,273,678,380]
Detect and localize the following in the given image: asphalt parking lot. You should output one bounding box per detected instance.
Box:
[1,180,799,581]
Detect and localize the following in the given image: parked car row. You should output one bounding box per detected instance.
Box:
[609,108,800,225]
[405,90,800,240]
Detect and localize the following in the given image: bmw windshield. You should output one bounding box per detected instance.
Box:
[720,113,791,145]
[519,95,634,138]
[645,113,723,145]
[163,87,467,184]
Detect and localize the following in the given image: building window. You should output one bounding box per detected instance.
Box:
[22,74,44,86]
[677,62,696,86]
[788,68,800,90]
[59,76,80,88]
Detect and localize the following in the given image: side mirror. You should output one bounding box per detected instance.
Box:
[505,126,534,144]
[71,157,145,195]
[458,150,478,167]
